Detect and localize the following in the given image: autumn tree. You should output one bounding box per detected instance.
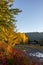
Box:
[17,33,28,44]
[0,0,21,54]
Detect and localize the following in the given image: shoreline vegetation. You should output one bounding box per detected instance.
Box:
[15,44,43,51]
[28,45,43,51]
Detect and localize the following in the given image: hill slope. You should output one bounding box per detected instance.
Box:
[26,32,43,41]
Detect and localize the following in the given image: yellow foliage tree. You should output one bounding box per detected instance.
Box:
[0,0,21,55]
[17,33,28,44]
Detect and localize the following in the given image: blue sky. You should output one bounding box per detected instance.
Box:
[13,0,43,32]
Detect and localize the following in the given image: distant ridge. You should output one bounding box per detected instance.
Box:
[26,32,43,41]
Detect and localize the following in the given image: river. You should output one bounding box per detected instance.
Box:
[14,45,43,64]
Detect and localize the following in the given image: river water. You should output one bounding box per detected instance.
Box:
[14,45,43,63]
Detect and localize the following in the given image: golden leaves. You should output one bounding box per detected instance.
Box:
[17,33,28,44]
[0,0,21,57]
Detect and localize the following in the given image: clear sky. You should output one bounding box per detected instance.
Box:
[13,0,43,33]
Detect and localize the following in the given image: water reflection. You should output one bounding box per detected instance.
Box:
[29,52,43,58]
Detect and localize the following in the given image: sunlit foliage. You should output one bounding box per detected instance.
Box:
[0,0,21,54]
[0,0,21,29]
[0,0,30,65]
[17,33,28,44]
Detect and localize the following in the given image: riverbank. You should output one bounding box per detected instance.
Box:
[14,44,43,51]
[28,44,43,51]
